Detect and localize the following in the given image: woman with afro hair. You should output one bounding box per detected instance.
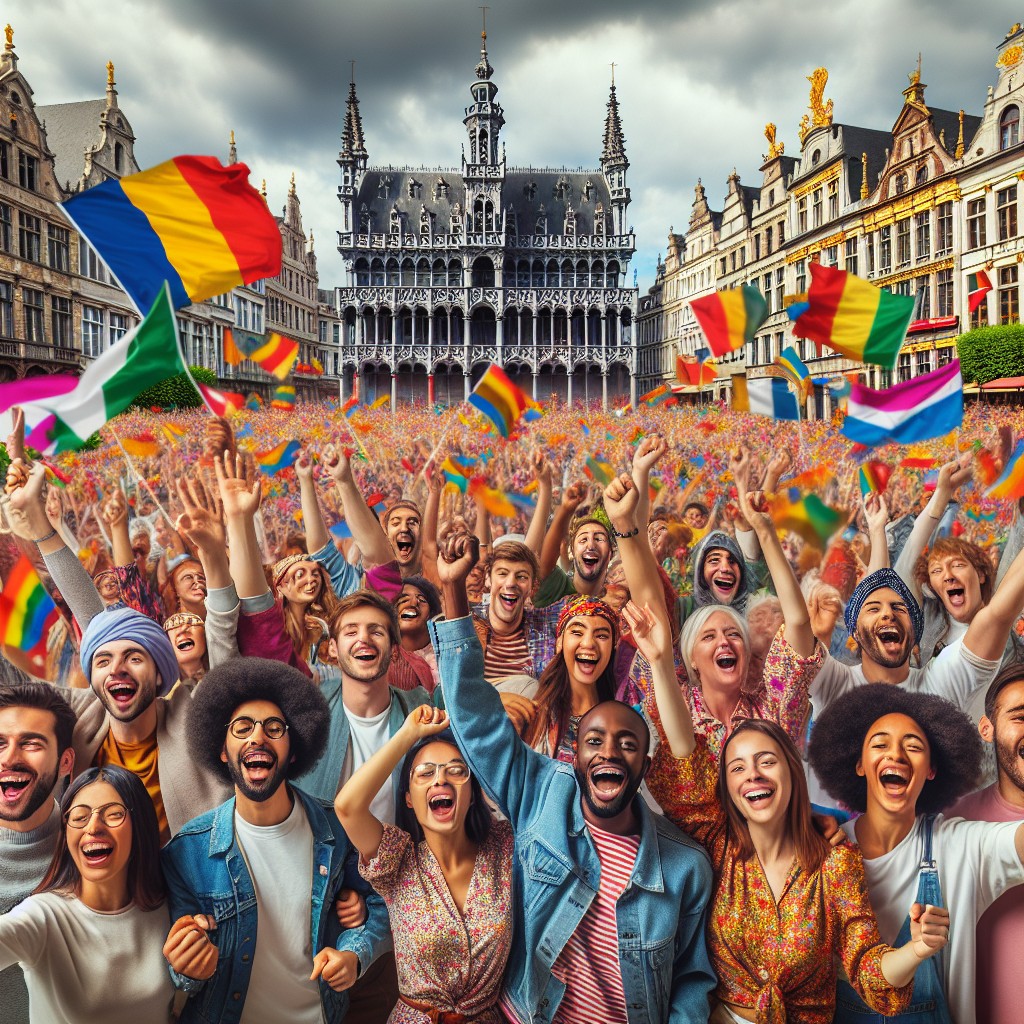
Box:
[809,684,1024,1024]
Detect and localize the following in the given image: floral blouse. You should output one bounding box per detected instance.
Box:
[360,820,514,1024]
[646,738,911,1024]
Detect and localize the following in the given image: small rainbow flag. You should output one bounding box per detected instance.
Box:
[639,384,670,406]
[370,394,391,410]
[343,396,360,419]
[251,333,298,380]
[255,439,300,475]
[689,285,769,357]
[467,478,535,518]
[468,365,529,438]
[859,461,893,497]
[584,456,615,486]
[0,556,59,671]
[271,384,296,410]
[767,492,843,548]
[987,440,1024,500]
[245,391,264,411]
[441,457,469,492]
[790,265,913,370]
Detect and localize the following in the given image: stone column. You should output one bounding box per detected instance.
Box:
[602,368,608,411]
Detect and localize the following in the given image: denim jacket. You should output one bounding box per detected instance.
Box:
[429,615,716,1024]
[161,785,391,1024]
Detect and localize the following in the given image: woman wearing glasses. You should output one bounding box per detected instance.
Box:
[335,704,513,1024]
[0,765,173,1023]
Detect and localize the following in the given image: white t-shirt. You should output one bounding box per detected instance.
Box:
[0,891,173,1024]
[343,704,395,824]
[842,814,1024,1024]
[234,799,322,1024]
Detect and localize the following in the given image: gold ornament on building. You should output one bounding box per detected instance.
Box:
[289,171,296,194]
[955,109,965,160]
[230,129,235,145]
[1007,23,1022,38]
[106,60,115,86]
[764,123,785,159]
[4,24,13,52]
[860,152,869,200]
[997,44,1022,70]
[798,67,834,144]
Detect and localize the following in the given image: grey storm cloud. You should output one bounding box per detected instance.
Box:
[5,0,1022,289]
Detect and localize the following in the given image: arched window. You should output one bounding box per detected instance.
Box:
[895,173,908,195]
[114,142,124,173]
[915,164,928,185]
[811,149,821,166]
[1000,105,1020,150]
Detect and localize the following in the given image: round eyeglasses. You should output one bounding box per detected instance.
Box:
[227,716,288,740]
[411,760,471,785]
[65,802,128,829]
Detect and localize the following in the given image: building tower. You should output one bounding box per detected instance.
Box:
[600,69,630,236]
[337,67,368,238]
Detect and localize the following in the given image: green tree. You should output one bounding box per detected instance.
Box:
[956,324,1024,385]
[130,365,216,411]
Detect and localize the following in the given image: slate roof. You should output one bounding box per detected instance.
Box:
[36,99,105,190]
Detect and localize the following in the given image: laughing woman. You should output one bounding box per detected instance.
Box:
[335,705,513,1024]
[0,766,173,1024]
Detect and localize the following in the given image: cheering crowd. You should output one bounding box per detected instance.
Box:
[2,396,1024,1024]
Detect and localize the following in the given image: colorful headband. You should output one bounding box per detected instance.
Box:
[272,553,317,588]
[162,612,204,633]
[556,595,620,647]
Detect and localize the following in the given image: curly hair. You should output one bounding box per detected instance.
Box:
[186,656,330,782]
[913,537,993,607]
[807,684,982,815]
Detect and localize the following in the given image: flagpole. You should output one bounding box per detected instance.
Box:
[108,423,174,527]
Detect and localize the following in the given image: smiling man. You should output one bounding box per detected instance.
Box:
[162,656,389,1024]
[431,530,715,1024]
[0,684,76,1024]
[381,501,423,576]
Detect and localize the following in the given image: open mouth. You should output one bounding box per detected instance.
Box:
[395,534,415,557]
[714,649,739,671]
[574,652,601,676]
[175,637,195,652]
[875,626,904,650]
[400,608,421,621]
[0,773,31,803]
[589,763,627,801]
[106,678,139,708]
[579,552,601,570]
[427,790,456,821]
[351,645,380,664]
[742,785,775,807]
[945,586,965,609]
[80,841,115,866]
[498,593,521,612]
[712,573,736,596]
[878,765,910,794]
[241,749,276,783]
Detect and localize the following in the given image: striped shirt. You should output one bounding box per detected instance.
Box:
[551,826,640,1023]
[484,627,532,682]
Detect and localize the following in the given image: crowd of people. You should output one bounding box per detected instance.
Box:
[1,392,1024,1024]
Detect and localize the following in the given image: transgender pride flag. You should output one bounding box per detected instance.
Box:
[841,359,963,447]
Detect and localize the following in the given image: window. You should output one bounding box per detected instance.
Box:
[22,287,44,343]
[763,273,773,315]
[109,312,128,345]
[967,198,986,249]
[916,164,929,185]
[824,245,838,267]
[0,281,12,336]
[866,233,875,274]
[997,186,1018,240]
[775,268,784,311]
[82,306,104,357]
[935,269,953,316]
[795,259,807,293]
[895,173,908,195]
[812,188,822,227]
[845,237,858,275]
[914,276,930,319]
[915,212,930,260]
[47,224,69,272]
[879,225,892,273]
[51,296,72,348]
[0,203,10,252]
[763,335,773,365]
[767,189,775,206]
[936,202,953,254]
[754,235,761,261]
[917,350,932,376]
[778,220,785,245]
[811,149,821,165]
[1000,105,1020,150]
[896,218,911,266]
[765,226,773,255]
[18,212,40,262]
[828,180,839,220]
[937,346,954,367]
[999,265,1020,324]
[797,197,807,233]
[897,352,912,383]
[0,140,7,179]
[80,241,109,283]
[17,151,38,191]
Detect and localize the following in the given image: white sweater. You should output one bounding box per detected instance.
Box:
[0,891,173,1024]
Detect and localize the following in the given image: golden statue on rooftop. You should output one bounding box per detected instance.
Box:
[798,67,834,144]
[107,61,115,86]
[764,123,785,159]
[4,25,13,52]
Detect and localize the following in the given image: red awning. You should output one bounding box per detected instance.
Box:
[981,376,1024,389]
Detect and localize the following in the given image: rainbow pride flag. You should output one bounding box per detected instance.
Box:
[768,492,843,548]
[250,333,298,380]
[245,392,264,411]
[468,365,529,438]
[271,385,296,410]
[342,397,360,419]
[0,555,59,671]
[859,461,893,496]
[62,156,281,313]
[790,265,913,369]
[584,456,615,485]
[467,478,535,518]
[987,440,1024,500]
[689,285,769,357]
[255,439,300,475]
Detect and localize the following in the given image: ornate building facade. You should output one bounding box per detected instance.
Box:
[638,24,1024,414]
[334,32,639,408]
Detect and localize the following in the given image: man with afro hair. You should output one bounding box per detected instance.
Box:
[809,684,1024,1024]
[161,657,391,1024]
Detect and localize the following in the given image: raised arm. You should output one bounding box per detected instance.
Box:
[102,488,134,568]
[539,479,587,581]
[323,444,393,570]
[965,541,1024,661]
[214,452,268,601]
[863,492,891,575]
[295,448,330,554]
[420,462,445,569]
[334,705,450,861]
[524,448,553,557]
[631,434,668,532]
[175,475,231,592]
[737,487,816,658]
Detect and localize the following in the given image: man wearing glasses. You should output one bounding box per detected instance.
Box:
[161,656,390,1024]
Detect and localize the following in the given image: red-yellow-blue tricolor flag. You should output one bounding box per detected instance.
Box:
[468,365,529,438]
[689,285,769,357]
[250,333,298,380]
[255,440,300,476]
[62,156,282,313]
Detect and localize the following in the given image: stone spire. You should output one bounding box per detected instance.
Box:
[341,71,367,163]
[285,172,302,231]
[228,129,237,164]
[105,60,117,107]
[601,73,628,168]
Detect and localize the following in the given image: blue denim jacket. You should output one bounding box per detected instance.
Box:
[429,616,716,1024]
[161,785,391,1024]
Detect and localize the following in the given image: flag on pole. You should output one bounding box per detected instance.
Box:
[967,269,993,314]
[62,156,281,312]
[250,332,299,380]
[689,285,769,356]
[255,439,300,475]
[730,375,800,421]
[22,283,183,454]
[468,365,529,438]
[222,328,245,367]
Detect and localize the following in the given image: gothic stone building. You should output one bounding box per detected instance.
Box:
[334,32,639,408]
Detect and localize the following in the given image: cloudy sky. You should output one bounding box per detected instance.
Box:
[6,0,1020,292]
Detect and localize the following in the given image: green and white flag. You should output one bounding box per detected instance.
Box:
[24,283,183,454]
